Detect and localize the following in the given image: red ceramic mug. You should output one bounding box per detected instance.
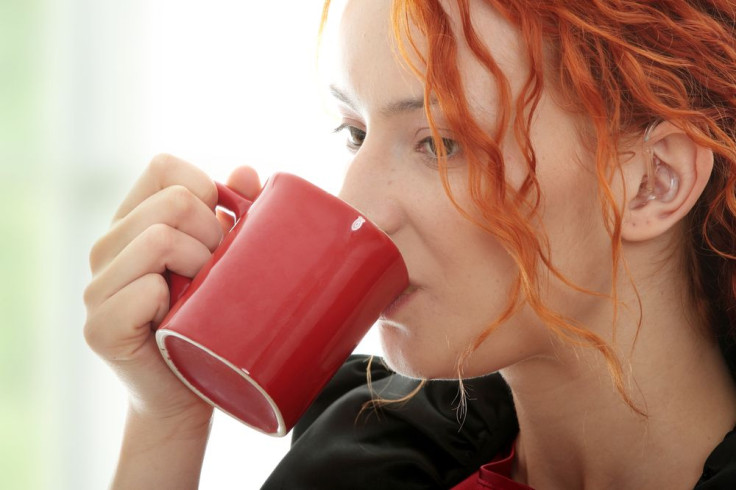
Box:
[155,173,408,436]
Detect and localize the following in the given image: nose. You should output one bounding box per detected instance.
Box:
[338,144,406,236]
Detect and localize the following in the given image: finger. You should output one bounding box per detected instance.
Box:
[226,166,262,201]
[85,224,212,309]
[90,185,223,275]
[84,273,169,362]
[113,154,218,222]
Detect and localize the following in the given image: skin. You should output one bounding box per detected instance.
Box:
[333,0,611,381]
[85,159,263,488]
[84,0,736,488]
[329,0,736,488]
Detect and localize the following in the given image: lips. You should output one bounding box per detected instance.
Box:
[380,284,418,320]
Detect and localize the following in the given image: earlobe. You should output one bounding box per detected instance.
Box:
[621,121,714,242]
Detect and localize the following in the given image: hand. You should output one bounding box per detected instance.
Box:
[84,154,261,426]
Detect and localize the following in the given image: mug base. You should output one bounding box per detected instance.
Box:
[155,329,287,437]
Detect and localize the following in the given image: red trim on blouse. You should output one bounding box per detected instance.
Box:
[452,443,534,490]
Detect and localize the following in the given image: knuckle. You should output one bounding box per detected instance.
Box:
[164,184,196,220]
[202,180,218,209]
[82,281,97,308]
[141,223,175,257]
[88,237,108,274]
[83,315,122,359]
[82,314,102,352]
[148,153,177,176]
[147,153,217,210]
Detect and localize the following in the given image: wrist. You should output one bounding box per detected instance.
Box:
[126,399,214,442]
[112,403,214,490]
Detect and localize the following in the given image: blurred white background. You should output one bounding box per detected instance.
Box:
[0,0,380,488]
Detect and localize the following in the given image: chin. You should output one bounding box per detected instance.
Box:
[379,325,460,380]
[379,324,523,381]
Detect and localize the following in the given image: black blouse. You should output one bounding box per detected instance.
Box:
[262,355,736,489]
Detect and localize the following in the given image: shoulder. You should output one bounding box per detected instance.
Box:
[263,355,518,490]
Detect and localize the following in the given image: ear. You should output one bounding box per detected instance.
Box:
[621,121,714,242]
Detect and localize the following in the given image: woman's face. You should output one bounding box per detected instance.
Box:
[330,0,614,379]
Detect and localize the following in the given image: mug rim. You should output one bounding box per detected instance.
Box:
[155,329,288,437]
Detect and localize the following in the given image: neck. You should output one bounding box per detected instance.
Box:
[500,270,736,489]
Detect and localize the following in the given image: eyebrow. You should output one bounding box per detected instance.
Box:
[329,85,436,117]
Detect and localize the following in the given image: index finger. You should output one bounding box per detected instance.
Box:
[113,154,218,222]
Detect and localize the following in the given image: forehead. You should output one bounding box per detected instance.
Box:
[329,0,529,115]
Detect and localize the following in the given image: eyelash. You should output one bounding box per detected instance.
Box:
[333,124,460,163]
[333,123,366,151]
[415,136,460,160]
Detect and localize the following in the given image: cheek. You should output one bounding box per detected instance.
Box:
[395,185,609,378]
[540,167,613,294]
[378,223,526,379]
[528,98,613,290]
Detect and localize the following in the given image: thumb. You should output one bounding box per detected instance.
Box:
[226,165,262,201]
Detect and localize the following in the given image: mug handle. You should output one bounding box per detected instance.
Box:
[165,182,253,309]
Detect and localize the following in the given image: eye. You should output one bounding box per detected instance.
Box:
[417,135,460,159]
[333,123,366,151]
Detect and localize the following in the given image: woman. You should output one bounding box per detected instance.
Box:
[84,0,736,488]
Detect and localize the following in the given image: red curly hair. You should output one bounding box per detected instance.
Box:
[321,0,736,411]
